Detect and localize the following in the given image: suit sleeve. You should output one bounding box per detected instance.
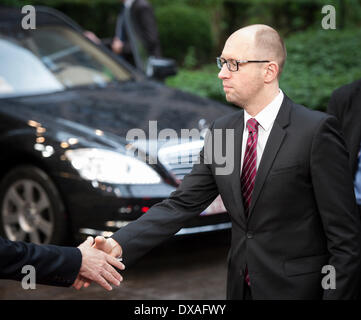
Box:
[111,124,219,267]
[310,116,361,299]
[0,237,82,287]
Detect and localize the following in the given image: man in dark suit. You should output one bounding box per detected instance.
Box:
[112,0,161,66]
[80,24,361,299]
[327,79,361,215]
[0,236,124,290]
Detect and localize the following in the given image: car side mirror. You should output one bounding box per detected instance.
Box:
[146,57,177,80]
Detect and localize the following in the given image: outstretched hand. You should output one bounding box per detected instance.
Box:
[73,236,123,290]
[73,237,124,291]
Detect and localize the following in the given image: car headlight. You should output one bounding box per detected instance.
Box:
[65,148,161,184]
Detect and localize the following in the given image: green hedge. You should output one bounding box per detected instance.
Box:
[5,0,361,62]
[166,28,361,111]
[5,0,361,37]
[166,64,226,103]
[155,4,214,65]
[281,28,361,110]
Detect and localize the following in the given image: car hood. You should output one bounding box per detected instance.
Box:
[1,80,236,145]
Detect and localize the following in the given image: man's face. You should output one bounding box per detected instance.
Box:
[218,35,265,108]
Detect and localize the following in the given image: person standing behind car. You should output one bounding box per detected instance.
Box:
[111,0,162,66]
[327,79,361,216]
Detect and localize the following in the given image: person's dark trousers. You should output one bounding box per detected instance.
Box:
[243,282,253,300]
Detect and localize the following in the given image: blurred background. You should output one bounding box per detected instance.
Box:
[3,0,361,111]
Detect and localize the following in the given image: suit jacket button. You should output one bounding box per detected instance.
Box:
[247,231,254,239]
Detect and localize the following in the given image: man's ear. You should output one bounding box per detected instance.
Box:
[264,62,279,83]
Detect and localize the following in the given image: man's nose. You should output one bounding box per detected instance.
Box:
[218,64,231,79]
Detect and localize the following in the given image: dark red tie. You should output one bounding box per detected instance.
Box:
[241,118,259,286]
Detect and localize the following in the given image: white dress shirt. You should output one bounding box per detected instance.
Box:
[241,90,284,171]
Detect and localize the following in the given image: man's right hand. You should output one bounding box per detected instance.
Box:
[74,236,123,290]
[74,237,125,291]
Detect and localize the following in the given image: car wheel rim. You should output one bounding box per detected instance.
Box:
[2,179,54,244]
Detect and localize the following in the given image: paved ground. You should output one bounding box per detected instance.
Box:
[0,230,231,300]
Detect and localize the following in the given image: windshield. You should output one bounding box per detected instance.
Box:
[0,26,132,98]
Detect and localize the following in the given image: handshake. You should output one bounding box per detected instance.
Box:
[74,236,123,291]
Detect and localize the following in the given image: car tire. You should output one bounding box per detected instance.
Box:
[0,165,69,245]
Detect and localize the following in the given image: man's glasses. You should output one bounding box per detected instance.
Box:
[216,57,270,72]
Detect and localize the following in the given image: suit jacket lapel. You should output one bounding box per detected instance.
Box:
[229,111,246,222]
[247,95,292,219]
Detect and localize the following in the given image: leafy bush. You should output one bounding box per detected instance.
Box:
[281,28,361,110]
[155,4,214,65]
[219,0,361,35]
[166,64,226,103]
[167,29,361,111]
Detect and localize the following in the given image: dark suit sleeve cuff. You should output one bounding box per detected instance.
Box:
[62,247,82,286]
[41,246,82,287]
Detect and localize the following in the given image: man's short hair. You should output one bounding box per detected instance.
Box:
[254,27,287,78]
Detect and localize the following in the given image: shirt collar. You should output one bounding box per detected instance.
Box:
[244,90,284,132]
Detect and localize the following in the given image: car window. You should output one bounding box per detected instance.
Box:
[0,26,132,98]
[0,38,64,97]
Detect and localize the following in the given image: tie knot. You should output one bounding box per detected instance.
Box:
[246,118,259,134]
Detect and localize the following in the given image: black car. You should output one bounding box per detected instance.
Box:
[0,6,234,245]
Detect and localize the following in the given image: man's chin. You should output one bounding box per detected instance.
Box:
[224,92,232,102]
[224,94,244,109]
[224,93,236,105]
